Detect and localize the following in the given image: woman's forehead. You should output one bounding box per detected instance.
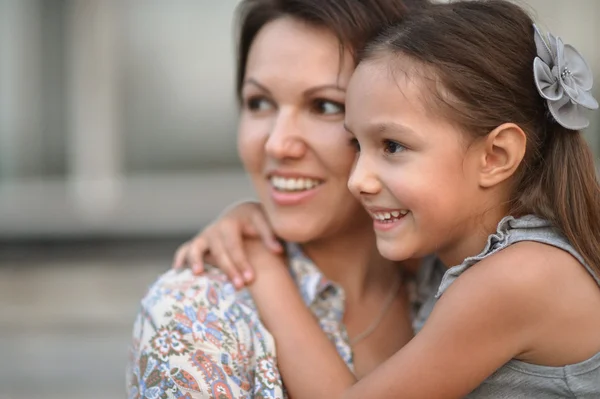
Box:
[245,17,355,86]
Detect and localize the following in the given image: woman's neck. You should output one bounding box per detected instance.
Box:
[301,222,398,302]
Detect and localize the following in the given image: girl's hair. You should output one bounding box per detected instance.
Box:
[363,0,600,274]
[234,0,429,98]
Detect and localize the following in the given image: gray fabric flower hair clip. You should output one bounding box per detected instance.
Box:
[533,24,598,130]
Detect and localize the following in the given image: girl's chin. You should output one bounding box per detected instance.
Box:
[376,242,414,262]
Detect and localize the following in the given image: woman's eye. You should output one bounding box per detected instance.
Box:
[349,138,361,152]
[312,99,344,115]
[246,96,274,112]
[383,139,405,154]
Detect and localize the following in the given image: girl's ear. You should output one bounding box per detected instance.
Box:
[477,123,527,188]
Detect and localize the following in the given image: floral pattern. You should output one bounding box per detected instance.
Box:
[127,244,444,398]
[127,243,354,399]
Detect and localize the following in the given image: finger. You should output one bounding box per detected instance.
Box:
[219,225,255,283]
[207,235,245,289]
[240,222,260,238]
[204,251,218,266]
[172,243,190,269]
[188,237,209,275]
[250,213,283,253]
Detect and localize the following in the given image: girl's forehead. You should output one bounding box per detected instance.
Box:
[351,56,453,121]
[349,59,427,109]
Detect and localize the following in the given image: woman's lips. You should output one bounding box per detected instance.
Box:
[268,175,324,206]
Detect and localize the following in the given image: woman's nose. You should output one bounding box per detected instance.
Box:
[264,111,307,160]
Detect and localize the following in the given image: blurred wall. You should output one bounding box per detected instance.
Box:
[0,0,598,239]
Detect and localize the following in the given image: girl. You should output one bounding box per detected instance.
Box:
[239,0,600,397]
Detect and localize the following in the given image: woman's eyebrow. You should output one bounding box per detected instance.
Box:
[242,78,272,95]
[304,84,346,97]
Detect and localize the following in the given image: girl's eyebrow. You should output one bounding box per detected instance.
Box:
[370,122,415,137]
[344,121,415,137]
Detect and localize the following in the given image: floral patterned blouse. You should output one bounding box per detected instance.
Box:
[126,243,443,399]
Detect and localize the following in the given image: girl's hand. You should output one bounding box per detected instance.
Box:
[172,201,283,288]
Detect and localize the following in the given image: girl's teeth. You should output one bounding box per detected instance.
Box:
[372,210,408,221]
[271,176,322,192]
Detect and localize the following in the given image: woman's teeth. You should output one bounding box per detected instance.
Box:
[270,176,323,192]
[372,210,408,221]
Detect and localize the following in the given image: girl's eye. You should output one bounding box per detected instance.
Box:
[246,96,274,112]
[312,99,345,116]
[349,138,360,152]
[383,139,406,154]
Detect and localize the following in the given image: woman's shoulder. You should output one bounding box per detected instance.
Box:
[130,267,283,399]
[140,266,257,324]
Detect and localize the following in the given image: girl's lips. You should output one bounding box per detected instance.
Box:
[372,212,409,231]
[364,207,410,232]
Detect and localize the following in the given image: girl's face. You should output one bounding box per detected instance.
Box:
[345,58,489,265]
[238,17,372,244]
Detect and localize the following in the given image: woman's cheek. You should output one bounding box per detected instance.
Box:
[237,121,267,170]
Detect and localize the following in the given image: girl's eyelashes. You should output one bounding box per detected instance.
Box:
[348,138,406,154]
[383,139,406,154]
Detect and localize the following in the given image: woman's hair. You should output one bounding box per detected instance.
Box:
[363,0,600,273]
[234,0,429,97]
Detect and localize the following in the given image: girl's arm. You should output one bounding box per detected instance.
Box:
[246,241,544,399]
[248,253,356,395]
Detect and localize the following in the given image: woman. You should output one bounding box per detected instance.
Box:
[127,1,442,398]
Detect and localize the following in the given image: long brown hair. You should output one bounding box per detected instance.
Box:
[234,0,430,98]
[363,0,600,274]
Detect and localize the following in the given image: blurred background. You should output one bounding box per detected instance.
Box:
[0,0,598,398]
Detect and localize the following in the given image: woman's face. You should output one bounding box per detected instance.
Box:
[238,17,371,243]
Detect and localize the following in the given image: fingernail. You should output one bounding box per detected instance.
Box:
[243,270,253,282]
[233,276,243,288]
[192,264,203,274]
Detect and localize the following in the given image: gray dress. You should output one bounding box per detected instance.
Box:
[436,215,600,398]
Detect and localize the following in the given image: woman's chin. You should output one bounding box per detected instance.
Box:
[272,224,321,244]
[266,207,371,245]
